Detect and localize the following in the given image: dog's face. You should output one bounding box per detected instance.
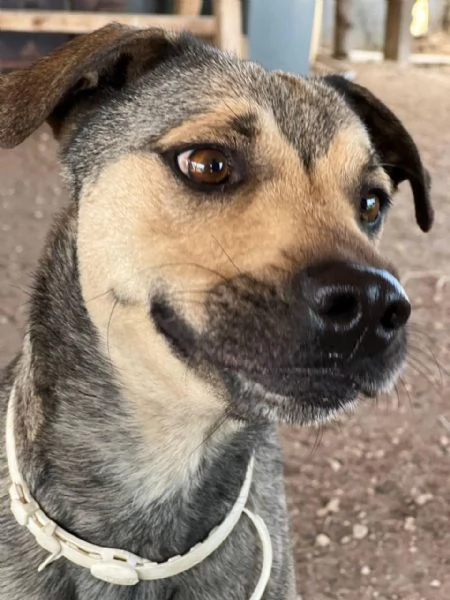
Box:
[0,26,433,427]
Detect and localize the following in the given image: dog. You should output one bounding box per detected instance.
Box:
[0,24,433,600]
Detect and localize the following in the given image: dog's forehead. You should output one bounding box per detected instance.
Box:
[264,74,356,170]
[139,49,359,165]
[65,44,366,187]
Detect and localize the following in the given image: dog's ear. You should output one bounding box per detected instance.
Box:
[0,24,174,149]
[324,75,433,233]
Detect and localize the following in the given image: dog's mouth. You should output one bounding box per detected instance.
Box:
[150,290,407,426]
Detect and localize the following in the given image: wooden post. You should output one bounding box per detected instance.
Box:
[384,0,414,62]
[443,0,450,32]
[333,0,352,59]
[310,0,324,63]
[174,0,203,15]
[213,0,242,55]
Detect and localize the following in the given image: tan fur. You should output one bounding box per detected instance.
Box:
[77,102,391,499]
[155,99,260,148]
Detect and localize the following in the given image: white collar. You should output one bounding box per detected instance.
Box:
[6,385,273,598]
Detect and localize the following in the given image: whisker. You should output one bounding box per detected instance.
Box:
[106,298,119,360]
[151,262,230,283]
[8,283,34,299]
[312,425,324,455]
[398,375,414,409]
[391,382,401,410]
[211,234,242,275]
[407,344,440,377]
[190,407,232,458]
[85,261,231,304]
[408,335,448,380]
[404,357,441,392]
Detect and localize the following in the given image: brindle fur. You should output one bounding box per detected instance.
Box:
[0,25,432,600]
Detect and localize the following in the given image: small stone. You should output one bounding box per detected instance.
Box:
[33,210,44,220]
[340,535,351,545]
[415,493,433,506]
[361,565,371,576]
[315,534,331,547]
[410,545,418,554]
[353,524,369,540]
[440,435,449,448]
[317,497,340,517]
[329,458,341,472]
[404,517,416,532]
[430,579,441,588]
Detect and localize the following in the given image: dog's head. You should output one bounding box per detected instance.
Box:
[0,25,433,426]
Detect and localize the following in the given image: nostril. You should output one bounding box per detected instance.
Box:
[380,299,411,331]
[317,291,360,326]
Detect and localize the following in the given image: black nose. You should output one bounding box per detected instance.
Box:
[300,261,411,352]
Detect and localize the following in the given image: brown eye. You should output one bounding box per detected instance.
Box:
[177,148,231,185]
[360,193,381,224]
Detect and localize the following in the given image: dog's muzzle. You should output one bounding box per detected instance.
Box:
[152,260,411,424]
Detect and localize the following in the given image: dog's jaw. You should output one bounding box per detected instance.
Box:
[149,286,409,428]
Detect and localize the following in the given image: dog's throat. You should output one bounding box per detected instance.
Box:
[5,385,273,597]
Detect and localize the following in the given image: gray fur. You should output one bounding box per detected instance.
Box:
[0,208,295,599]
[0,27,431,600]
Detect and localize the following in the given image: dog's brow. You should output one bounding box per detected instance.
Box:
[365,150,382,171]
[227,112,259,140]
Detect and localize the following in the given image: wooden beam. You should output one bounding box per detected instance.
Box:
[213,0,242,55]
[333,0,353,59]
[384,0,414,62]
[174,0,202,15]
[310,0,324,63]
[0,10,216,36]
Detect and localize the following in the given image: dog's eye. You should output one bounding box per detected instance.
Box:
[360,192,382,224]
[176,148,231,185]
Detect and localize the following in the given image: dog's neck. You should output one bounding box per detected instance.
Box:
[13,207,265,560]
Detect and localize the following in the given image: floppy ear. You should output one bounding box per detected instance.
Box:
[0,24,173,149]
[324,75,433,233]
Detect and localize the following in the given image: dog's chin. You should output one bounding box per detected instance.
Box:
[219,370,360,426]
[217,364,405,426]
[151,298,406,427]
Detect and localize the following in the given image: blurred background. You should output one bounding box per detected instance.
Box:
[1,2,449,599]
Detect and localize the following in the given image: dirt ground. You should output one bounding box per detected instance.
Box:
[1,63,449,600]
